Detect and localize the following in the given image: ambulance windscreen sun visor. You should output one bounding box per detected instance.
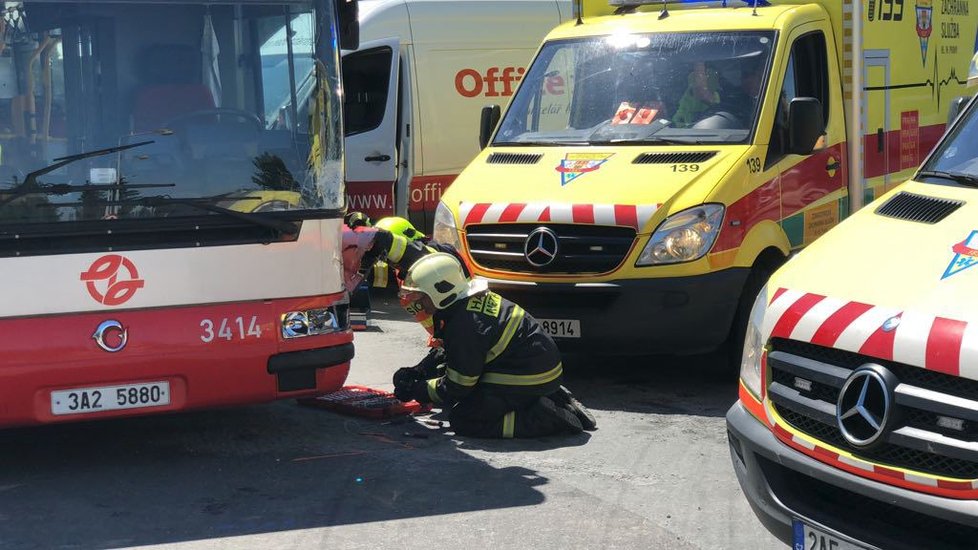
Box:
[494,31,775,147]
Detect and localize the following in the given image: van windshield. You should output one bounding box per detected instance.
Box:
[494,31,775,146]
[920,103,978,182]
[0,1,343,227]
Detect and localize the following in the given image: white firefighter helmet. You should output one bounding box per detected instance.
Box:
[401,253,487,310]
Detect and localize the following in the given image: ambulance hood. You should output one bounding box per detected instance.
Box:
[765,179,978,376]
[450,146,748,233]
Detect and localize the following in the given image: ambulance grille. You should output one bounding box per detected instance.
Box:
[465,223,635,274]
[875,192,963,224]
[486,152,543,165]
[767,338,978,480]
[632,151,717,164]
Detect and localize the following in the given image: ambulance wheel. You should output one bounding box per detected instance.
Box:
[723,253,782,377]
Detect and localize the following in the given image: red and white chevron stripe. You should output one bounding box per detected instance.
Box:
[458,202,660,231]
[771,423,978,496]
[763,288,978,379]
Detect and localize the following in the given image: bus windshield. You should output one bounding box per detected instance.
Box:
[0,1,343,227]
[494,31,775,147]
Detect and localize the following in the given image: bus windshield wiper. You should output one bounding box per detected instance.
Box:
[115,195,299,234]
[0,182,174,208]
[0,140,160,208]
[917,170,978,187]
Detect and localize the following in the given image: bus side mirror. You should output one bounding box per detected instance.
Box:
[787,97,824,156]
[337,0,359,50]
[947,96,970,130]
[479,105,501,150]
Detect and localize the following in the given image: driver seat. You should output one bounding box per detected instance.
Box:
[130,43,216,132]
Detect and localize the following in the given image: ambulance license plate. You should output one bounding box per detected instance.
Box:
[538,319,581,338]
[51,382,171,415]
[793,519,866,550]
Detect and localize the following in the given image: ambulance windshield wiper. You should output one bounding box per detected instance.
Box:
[917,170,978,187]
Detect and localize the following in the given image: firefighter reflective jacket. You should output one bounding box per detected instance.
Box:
[424,290,564,406]
[370,233,470,288]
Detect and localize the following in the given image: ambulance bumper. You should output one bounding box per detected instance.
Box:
[484,268,749,355]
[726,402,978,550]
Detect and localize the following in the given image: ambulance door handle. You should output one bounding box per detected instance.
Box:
[876,128,885,154]
[365,155,391,162]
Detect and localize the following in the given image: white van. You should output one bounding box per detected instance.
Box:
[342,0,571,230]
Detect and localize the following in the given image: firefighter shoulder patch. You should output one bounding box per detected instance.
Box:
[466,292,501,318]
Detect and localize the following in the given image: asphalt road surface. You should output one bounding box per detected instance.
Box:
[0,293,783,549]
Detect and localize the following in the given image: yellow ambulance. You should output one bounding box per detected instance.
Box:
[433,0,978,362]
[727,78,978,550]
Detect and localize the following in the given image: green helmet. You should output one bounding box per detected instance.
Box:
[375,216,425,241]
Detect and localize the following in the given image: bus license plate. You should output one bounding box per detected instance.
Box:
[51,382,171,416]
[793,519,866,550]
[538,319,581,338]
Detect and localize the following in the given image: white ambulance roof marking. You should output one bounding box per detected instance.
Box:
[893,311,936,370]
[761,289,806,342]
[636,204,660,229]
[549,203,574,224]
[482,203,508,224]
[958,321,978,382]
[521,203,549,222]
[832,306,903,356]
[593,204,617,226]
[789,296,848,343]
[458,202,476,224]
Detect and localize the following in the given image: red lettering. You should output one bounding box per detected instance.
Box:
[454,68,483,98]
[455,67,526,98]
[545,75,565,96]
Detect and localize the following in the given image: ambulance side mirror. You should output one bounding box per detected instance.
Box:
[787,97,824,156]
[479,105,501,150]
[947,96,970,130]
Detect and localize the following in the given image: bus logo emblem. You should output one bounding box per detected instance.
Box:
[80,254,145,306]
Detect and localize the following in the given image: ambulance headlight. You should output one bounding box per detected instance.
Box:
[740,285,768,400]
[432,201,462,249]
[281,299,350,339]
[636,204,724,265]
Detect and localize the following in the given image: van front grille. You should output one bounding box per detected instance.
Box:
[465,223,635,274]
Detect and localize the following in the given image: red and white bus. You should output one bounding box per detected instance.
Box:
[0,0,359,427]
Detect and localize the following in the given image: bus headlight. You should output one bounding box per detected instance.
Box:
[432,201,462,249]
[282,300,350,339]
[636,204,724,265]
[740,285,768,400]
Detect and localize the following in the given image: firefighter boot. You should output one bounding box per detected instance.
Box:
[516,396,583,437]
[550,385,597,431]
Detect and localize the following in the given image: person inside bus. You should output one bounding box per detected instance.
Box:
[391,252,597,438]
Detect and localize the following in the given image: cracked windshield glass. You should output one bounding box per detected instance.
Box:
[495,31,774,146]
[0,1,342,226]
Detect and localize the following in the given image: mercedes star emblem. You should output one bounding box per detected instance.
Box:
[524,227,559,267]
[837,366,895,447]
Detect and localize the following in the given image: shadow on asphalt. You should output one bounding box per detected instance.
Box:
[557,351,739,419]
[0,402,548,549]
[368,292,740,420]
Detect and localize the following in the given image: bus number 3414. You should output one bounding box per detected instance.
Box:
[200,316,263,343]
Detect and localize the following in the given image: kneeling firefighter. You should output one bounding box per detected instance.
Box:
[392,252,597,438]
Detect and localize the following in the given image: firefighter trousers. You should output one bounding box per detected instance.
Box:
[448,386,582,439]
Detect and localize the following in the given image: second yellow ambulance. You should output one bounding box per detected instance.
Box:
[433,0,978,362]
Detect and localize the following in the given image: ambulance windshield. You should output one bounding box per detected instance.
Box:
[921,103,978,183]
[494,31,775,146]
[0,1,344,228]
